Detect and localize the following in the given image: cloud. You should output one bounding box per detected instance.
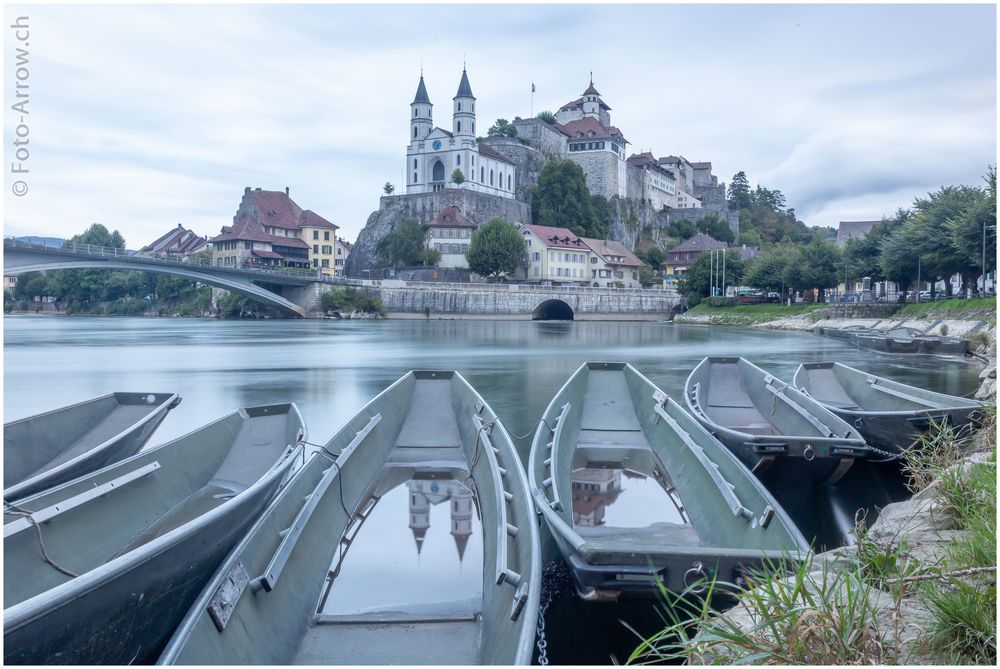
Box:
[2,3,995,246]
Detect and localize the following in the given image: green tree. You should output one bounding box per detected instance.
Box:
[67,223,126,249]
[383,182,395,195]
[420,247,442,266]
[536,110,556,124]
[945,167,996,294]
[637,264,656,287]
[665,219,697,240]
[487,118,518,138]
[790,238,842,300]
[465,218,525,279]
[736,229,763,248]
[590,194,614,239]
[727,171,752,210]
[531,160,597,236]
[696,213,735,244]
[744,243,796,295]
[678,248,745,304]
[451,168,465,185]
[636,245,666,268]
[376,218,426,267]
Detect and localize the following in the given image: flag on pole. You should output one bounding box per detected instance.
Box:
[531,82,536,93]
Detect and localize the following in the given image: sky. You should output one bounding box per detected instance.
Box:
[3,3,996,247]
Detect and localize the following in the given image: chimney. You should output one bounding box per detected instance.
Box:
[285,186,290,196]
[244,186,251,195]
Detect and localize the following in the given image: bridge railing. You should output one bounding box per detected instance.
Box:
[4,237,681,297]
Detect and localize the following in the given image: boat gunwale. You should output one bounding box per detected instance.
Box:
[3,438,305,631]
[4,392,182,502]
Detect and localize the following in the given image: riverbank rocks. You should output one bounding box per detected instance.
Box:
[975,358,996,399]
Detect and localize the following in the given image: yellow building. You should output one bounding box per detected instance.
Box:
[517,223,594,284]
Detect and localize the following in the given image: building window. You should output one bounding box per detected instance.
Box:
[481,167,485,182]
[413,171,418,183]
[312,259,318,268]
[324,231,330,241]
[457,120,462,133]
[322,245,332,254]
[322,259,330,268]
[458,102,462,111]
[413,127,417,138]
[244,241,252,249]
[457,154,461,166]
[313,230,319,240]
[313,244,319,253]
[490,169,494,186]
[508,174,512,191]
[533,252,540,261]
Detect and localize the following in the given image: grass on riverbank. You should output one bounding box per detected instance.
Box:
[677,302,828,325]
[896,296,996,322]
[628,405,997,665]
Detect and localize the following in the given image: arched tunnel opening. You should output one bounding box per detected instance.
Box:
[532,299,574,321]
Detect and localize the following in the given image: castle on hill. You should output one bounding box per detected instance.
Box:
[398,68,736,231]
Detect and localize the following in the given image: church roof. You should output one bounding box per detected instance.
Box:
[555,116,627,143]
[454,68,475,99]
[412,75,431,105]
[477,143,515,166]
[583,81,601,96]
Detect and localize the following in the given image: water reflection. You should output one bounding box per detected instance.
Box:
[320,468,483,617]
[571,450,688,530]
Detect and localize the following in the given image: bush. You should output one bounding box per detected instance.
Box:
[320,286,384,316]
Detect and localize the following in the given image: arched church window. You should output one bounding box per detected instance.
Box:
[457,121,462,133]
[458,102,462,111]
[432,160,445,182]
[413,172,417,183]
[481,167,484,182]
[490,169,494,186]
[472,121,475,133]
[413,109,417,117]
[413,159,417,169]
[508,174,512,191]
[457,155,461,166]
[413,127,417,138]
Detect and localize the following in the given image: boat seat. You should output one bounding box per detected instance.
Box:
[706,406,780,435]
[576,429,649,448]
[580,524,704,560]
[294,618,482,665]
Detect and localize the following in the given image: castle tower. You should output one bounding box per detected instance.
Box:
[581,74,602,120]
[452,67,476,139]
[450,481,474,562]
[410,73,433,142]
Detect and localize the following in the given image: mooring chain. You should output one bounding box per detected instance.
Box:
[3,501,78,578]
[535,560,574,666]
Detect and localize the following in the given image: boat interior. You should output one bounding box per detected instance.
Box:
[797,363,981,413]
[162,371,536,666]
[3,404,302,608]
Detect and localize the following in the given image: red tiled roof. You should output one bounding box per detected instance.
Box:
[583,82,600,96]
[555,116,626,143]
[247,190,303,230]
[299,210,338,230]
[429,206,474,228]
[139,224,207,255]
[559,96,611,112]
[210,216,308,248]
[521,224,588,250]
[581,238,643,268]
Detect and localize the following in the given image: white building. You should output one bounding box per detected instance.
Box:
[406,69,516,198]
[425,206,475,269]
[627,152,679,210]
[517,223,594,284]
[582,238,644,287]
[334,238,353,276]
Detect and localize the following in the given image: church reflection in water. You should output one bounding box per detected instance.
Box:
[408,476,475,561]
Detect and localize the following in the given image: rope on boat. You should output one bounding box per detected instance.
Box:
[308,444,352,519]
[4,501,78,578]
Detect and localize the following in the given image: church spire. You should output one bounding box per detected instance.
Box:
[412,73,431,105]
[454,67,475,100]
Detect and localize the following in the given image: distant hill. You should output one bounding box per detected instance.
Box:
[15,236,65,247]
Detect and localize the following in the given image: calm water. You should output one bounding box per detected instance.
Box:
[3,315,985,664]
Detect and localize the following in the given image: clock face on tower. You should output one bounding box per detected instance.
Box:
[432,140,442,150]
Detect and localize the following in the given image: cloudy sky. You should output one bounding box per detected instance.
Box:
[3,3,996,246]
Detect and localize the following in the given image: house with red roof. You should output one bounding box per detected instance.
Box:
[426,206,476,269]
[138,224,208,259]
[517,223,594,284]
[581,238,644,287]
[210,187,338,271]
[662,233,729,292]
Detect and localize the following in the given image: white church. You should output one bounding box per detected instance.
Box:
[406,68,516,199]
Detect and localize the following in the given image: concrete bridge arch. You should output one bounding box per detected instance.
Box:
[532,299,574,321]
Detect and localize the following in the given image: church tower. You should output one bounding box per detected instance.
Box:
[410,73,433,142]
[450,482,474,562]
[452,67,476,139]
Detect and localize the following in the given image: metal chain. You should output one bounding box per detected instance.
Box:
[4,501,78,578]
[535,561,574,666]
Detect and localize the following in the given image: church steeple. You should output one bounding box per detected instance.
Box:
[410,72,433,142]
[452,67,476,139]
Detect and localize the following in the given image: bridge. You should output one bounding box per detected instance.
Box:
[3,238,684,319]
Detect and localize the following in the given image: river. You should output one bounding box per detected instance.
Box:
[3,316,984,663]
